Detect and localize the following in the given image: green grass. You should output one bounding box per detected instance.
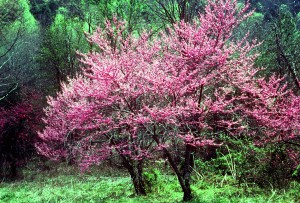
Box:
[1,164,300,203]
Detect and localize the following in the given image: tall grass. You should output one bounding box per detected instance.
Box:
[1,162,300,203]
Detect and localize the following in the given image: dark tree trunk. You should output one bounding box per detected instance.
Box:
[137,160,146,194]
[159,144,193,201]
[152,129,194,201]
[182,145,194,201]
[109,136,146,196]
[122,157,146,196]
[8,156,17,180]
[275,28,300,92]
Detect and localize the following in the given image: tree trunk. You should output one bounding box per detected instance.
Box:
[163,147,193,201]
[110,136,146,196]
[152,133,193,201]
[122,158,146,196]
[137,160,146,194]
[182,145,194,201]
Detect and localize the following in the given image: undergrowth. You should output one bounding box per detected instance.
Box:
[1,161,300,203]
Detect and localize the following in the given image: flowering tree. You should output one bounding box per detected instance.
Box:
[38,0,300,201]
[149,0,299,199]
[0,87,41,179]
[37,17,165,195]
[138,0,255,200]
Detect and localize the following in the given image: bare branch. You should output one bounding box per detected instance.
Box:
[0,83,18,101]
[0,25,21,59]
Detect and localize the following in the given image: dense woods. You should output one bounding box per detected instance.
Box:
[0,0,300,202]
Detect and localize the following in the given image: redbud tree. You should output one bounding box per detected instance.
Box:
[37,17,165,195]
[152,1,300,199]
[0,87,42,179]
[38,0,300,201]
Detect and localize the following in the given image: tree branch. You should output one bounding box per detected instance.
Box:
[0,25,21,59]
[0,83,18,101]
[274,27,300,91]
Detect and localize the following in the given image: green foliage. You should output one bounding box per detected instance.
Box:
[82,0,160,34]
[150,0,206,25]
[1,163,300,203]
[194,132,300,190]
[0,0,40,98]
[0,0,38,41]
[234,11,264,41]
[198,144,262,185]
[0,0,23,27]
[292,164,300,177]
[39,10,89,90]
[0,0,39,47]
[255,4,300,88]
[143,168,161,192]
[50,10,89,39]
[29,0,61,26]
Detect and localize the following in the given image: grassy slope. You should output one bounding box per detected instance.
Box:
[0,164,300,203]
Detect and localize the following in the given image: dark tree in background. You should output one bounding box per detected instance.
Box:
[0,0,43,180]
[29,0,60,27]
[0,0,23,100]
[151,0,206,24]
[255,3,300,92]
[249,0,300,20]
[0,88,42,180]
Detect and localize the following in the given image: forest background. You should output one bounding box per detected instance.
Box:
[0,0,300,202]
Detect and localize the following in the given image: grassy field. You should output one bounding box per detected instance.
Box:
[1,163,300,203]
